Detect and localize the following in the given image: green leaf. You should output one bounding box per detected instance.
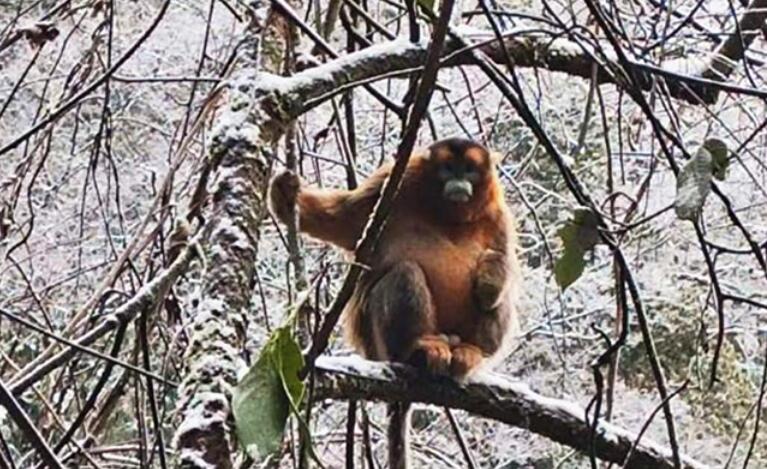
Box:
[554,208,600,290]
[554,246,587,291]
[416,0,435,13]
[273,327,305,408]
[674,144,714,221]
[704,138,729,181]
[560,208,600,251]
[232,327,305,461]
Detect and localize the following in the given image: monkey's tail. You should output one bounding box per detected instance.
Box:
[387,401,411,469]
[342,272,378,354]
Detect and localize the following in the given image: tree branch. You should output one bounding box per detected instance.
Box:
[703,0,767,80]
[171,1,300,467]
[0,379,64,469]
[271,30,767,113]
[312,356,709,469]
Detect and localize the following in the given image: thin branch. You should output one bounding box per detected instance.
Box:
[7,234,199,395]
[0,0,172,158]
[0,308,174,389]
[444,408,477,469]
[302,0,456,373]
[703,0,767,80]
[0,379,65,469]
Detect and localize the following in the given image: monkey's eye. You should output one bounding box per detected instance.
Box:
[465,167,480,183]
[437,165,454,180]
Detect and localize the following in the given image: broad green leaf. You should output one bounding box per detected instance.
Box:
[554,247,587,291]
[273,327,322,466]
[704,138,729,181]
[232,339,285,461]
[232,327,305,461]
[273,327,305,408]
[554,208,600,290]
[559,208,600,251]
[674,144,713,221]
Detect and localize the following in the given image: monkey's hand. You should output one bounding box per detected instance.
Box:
[473,249,506,313]
[269,170,301,224]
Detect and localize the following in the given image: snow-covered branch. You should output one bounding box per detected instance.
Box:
[169,9,276,469]
[263,30,759,111]
[313,356,710,469]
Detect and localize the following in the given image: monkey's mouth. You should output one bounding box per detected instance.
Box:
[443,180,473,203]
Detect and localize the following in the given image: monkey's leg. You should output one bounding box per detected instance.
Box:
[363,261,447,469]
[363,261,452,374]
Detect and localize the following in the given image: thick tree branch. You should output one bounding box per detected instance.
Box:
[312,356,709,469]
[271,30,766,111]
[703,0,767,80]
[171,2,285,467]
[122,28,764,170]
[260,32,767,130]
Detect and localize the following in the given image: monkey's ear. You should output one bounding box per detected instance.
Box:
[419,147,434,161]
[489,151,503,166]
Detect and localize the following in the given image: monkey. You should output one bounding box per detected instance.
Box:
[269,137,520,468]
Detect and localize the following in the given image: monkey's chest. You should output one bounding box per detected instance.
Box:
[379,224,485,334]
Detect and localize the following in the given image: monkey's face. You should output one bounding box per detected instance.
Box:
[428,138,492,204]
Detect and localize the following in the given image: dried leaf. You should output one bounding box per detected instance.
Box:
[705,138,729,181]
[20,22,59,48]
[675,140,723,221]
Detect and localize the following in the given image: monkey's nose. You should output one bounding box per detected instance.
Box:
[444,179,473,203]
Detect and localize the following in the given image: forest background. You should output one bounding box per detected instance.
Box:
[2,0,767,467]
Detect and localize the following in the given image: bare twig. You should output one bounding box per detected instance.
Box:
[0,379,65,469]
[703,0,767,80]
[7,235,198,395]
[0,0,172,157]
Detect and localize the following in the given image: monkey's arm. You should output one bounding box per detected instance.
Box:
[454,214,518,376]
[295,186,376,250]
[269,169,388,251]
[473,214,519,313]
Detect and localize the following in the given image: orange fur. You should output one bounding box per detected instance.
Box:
[411,335,452,375]
[269,140,520,378]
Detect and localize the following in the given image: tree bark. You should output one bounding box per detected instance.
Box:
[172,6,275,468]
[313,356,710,469]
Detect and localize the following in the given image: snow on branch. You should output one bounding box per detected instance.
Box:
[266,31,761,112]
[702,0,767,81]
[312,356,710,469]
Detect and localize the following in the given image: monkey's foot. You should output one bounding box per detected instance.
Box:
[449,343,484,378]
[409,335,452,375]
